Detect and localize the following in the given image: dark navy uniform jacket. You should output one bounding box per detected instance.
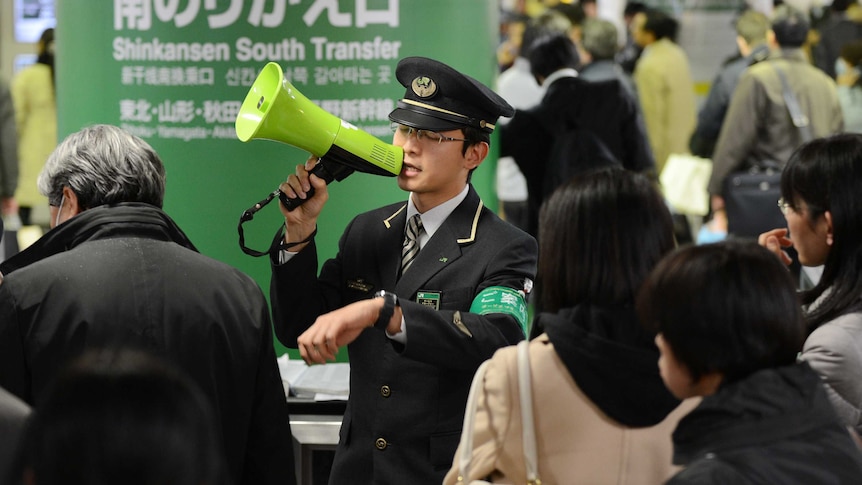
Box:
[271,185,537,485]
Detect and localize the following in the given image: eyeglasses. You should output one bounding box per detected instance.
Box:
[390,123,468,145]
[777,197,792,215]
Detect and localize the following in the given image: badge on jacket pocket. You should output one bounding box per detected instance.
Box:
[416,291,441,310]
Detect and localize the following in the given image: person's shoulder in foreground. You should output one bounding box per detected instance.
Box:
[638,241,862,485]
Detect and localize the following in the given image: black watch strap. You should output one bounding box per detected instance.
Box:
[374,290,398,330]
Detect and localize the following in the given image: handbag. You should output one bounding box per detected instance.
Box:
[723,63,813,239]
[456,340,541,485]
[660,153,713,216]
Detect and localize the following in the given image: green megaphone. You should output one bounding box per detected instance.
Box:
[235,62,404,211]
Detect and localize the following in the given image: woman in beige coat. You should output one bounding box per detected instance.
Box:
[445,169,695,484]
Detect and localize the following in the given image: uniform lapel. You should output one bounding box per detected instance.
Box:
[377,204,407,287]
[395,187,483,297]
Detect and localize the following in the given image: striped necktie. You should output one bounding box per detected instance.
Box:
[400,214,423,276]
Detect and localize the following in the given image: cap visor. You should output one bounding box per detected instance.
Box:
[388,108,465,132]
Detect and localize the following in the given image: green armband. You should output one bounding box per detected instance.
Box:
[469,286,528,336]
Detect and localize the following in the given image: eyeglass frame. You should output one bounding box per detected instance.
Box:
[778,197,825,217]
[777,197,792,215]
[390,122,469,145]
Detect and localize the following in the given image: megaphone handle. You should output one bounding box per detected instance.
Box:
[277,161,323,211]
[277,159,356,211]
[278,187,315,212]
[277,159,335,211]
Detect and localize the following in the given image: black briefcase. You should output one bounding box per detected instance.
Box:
[723,165,785,239]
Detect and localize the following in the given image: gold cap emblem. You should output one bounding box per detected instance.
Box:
[411,76,437,98]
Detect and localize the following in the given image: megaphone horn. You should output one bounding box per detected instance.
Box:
[235,62,403,211]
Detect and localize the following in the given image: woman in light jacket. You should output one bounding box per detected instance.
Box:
[759,133,862,435]
[11,28,55,226]
[445,168,695,484]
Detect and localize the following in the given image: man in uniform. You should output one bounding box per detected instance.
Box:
[270,56,538,485]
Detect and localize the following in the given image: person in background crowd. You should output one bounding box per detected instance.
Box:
[581,0,598,19]
[0,78,18,226]
[495,9,572,232]
[707,5,843,234]
[0,124,295,485]
[578,18,639,102]
[445,168,693,484]
[11,28,55,229]
[639,240,862,484]
[631,8,697,173]
[0,77,18,263]
[689,10,771,159]
[269,56,537,485]
[497,10,530,72]
[502,33,654,237]
[549,2,587,46]
[759,134,862,436]
[813,0,862,79]
[836,38,862,133]
[11,349,227,485]
[618,2,649,74]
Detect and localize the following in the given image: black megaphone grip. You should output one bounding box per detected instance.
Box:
[277,159,355,211]
[278,186,315,212]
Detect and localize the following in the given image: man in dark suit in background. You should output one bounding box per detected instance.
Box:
[269,56,537,485]
[501,33,654,236]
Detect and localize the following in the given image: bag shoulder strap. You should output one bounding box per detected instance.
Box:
[457,359,491,482]
[771,63,813,142]
[517,340,541,485]
[456,341,542,485]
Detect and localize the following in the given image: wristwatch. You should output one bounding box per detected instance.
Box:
[374,290,399,330]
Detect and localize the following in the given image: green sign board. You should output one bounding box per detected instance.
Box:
[56,0,501,356]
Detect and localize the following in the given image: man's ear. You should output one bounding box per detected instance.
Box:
[735,35,750,57]
[767,29,778,49]
[62,186,83,216]
[463,141,489,171]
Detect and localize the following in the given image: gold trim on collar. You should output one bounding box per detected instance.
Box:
[457,201,483,244]
[383,204,407,228]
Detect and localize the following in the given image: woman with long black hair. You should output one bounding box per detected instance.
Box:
[760,133,862,434]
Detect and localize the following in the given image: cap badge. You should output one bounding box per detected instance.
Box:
[411,76,437,98]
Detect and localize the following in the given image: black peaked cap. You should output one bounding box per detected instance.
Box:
[389,56,514,133]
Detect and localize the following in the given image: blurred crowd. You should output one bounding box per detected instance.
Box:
[492,0,861,244]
